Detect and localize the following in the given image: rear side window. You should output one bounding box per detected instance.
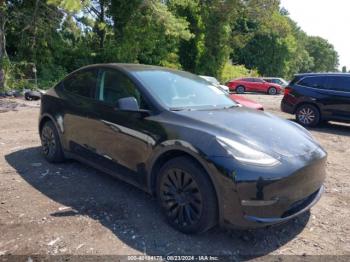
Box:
[328,76,350,92]
[63,69,98,98]
[297,76,328,89]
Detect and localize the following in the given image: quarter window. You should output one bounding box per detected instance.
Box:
[298,76,328,89]
[329,76,350,92]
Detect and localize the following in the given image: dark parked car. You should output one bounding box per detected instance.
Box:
[281,73,350,127]
[39,64,326,234]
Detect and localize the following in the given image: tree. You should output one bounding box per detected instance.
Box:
[342,66,347,73]
[167,0,204,73]
[305,36,339,72]
[197,0,239,78]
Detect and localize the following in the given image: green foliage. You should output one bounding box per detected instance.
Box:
[220,62,259,83]
[197,0,238,78]
[1,0,341,91]
[305,36,339,72]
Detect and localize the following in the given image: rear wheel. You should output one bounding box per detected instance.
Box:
[40,121,65,163]
[156,157,218,234]
[295,104,320,127]
[236,85,245,94]
[268,87,277,95]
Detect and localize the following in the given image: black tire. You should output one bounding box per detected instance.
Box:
[156,157,218,234]
[295,104,320,127]
[235,85,245,94]
[40,121,65,163]
[24,93,33,101]
[268,87,277,95]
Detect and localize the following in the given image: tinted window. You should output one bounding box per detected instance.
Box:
[290,75,303,85]
[98,69,148,109]
[64,69,98,98]
[329,76,350,92]
[132,70,236,110]
[298,76,328,89]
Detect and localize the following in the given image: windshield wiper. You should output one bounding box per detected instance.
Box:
[224,105,239,109]
[169,107,193,111]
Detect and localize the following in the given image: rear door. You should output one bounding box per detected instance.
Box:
[242,78,255,91]
[253,78,267,92]
[326,76,350,120]
[60,68,99,155]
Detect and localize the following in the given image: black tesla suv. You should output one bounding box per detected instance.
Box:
[39,64,326,233]
[281,73,350,127]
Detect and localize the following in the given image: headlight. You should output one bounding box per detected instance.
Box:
[217,136,280,167]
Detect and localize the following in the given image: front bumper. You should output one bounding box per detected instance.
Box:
[209,148,326,229]
[244,185,324,225]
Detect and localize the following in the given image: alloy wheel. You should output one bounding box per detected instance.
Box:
[41,125,56,157]
[159,168,203,227]
[297,107,316,125]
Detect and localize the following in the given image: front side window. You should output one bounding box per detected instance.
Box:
[63,69,98,98]
[132,69,236,110]
[329,76,350,92]
[98,69,148,109]
[298,76,328,89]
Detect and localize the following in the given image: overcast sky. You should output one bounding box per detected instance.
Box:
[280,0,350,70]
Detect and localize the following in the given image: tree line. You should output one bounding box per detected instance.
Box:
[0,0,341,90]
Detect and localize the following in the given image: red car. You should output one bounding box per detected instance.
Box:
[227,77,282,95]
[230,94,264,111]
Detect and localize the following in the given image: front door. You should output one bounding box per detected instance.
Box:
[88,68,161,184]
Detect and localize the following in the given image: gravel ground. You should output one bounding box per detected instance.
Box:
[0,95,349,260]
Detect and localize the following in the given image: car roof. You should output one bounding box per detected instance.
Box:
[79,63,175,72]
[294,72,350,77]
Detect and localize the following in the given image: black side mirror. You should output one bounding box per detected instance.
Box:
[117,97,140,111]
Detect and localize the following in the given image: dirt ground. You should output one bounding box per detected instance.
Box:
[0,94,349,260]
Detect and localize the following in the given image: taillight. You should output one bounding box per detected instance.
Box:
[284,87,292,96]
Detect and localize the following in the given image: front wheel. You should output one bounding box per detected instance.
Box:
[268,87,277,95]
[295,104,320,127]
[156,157,218,234]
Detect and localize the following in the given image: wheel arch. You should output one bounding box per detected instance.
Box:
[147,146,222,221]
[293,101,321,116]
[39,113,65,148]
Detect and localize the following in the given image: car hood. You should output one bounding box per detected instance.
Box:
[176,108,321,158]
[229,94,263,110]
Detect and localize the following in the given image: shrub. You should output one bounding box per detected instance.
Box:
[220,62,259,83]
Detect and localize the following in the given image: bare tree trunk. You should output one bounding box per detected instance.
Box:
[30,0,40,62]
[0,0,8,90]
[96,0,106,49]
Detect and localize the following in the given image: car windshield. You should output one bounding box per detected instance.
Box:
[133,69,236,110]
